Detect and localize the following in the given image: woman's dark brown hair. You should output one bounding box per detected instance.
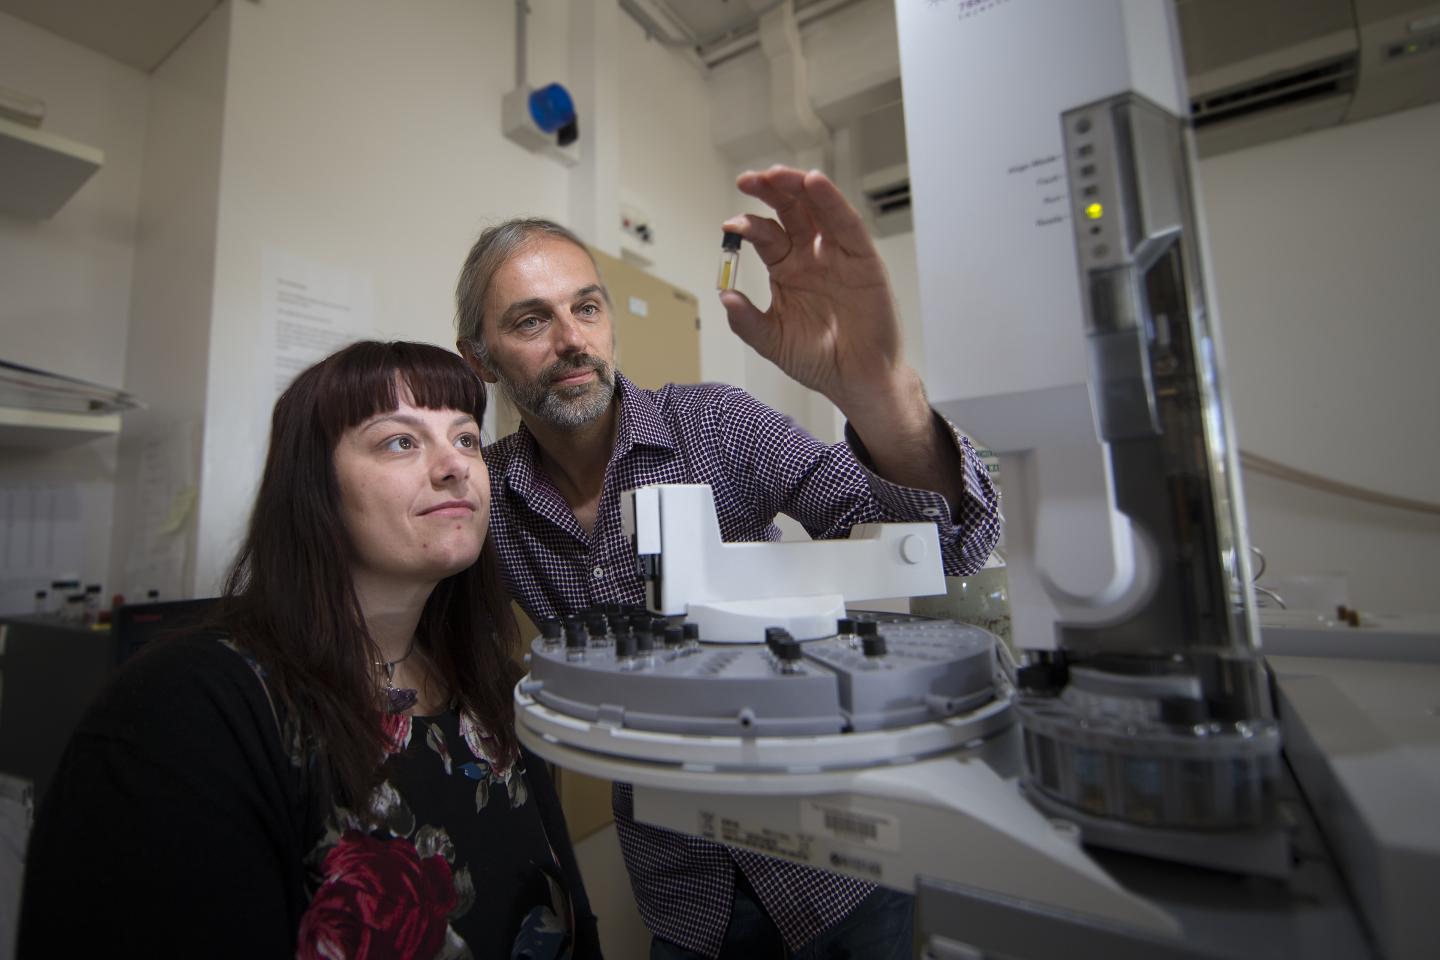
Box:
[220,340,519,810]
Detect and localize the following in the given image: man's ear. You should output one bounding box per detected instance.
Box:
[458,339,498,384]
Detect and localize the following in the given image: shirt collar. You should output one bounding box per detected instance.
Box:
[499,370,676,499]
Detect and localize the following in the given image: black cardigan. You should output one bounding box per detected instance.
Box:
[18,634,601,958]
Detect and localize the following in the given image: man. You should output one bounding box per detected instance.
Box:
[456,166,1000,959]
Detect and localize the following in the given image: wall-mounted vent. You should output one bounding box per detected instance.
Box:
[1179,0,1440,157]
[1190,54,1360,129]
[860,162,912,237]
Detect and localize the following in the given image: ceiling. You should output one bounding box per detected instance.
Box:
[0,0,846,75]
[0,0,221,73]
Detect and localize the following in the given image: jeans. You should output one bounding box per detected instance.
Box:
[650,874,915,960]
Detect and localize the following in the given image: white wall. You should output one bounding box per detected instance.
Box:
[1197,102,1440,613]
[0,12,148,612]
[107,3,230,602]
[194,0,578,591]
[615,13,747,391]
[187,0,755,593]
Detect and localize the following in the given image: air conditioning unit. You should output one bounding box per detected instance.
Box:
[855,101,912,237]
[1180,0,1440,157]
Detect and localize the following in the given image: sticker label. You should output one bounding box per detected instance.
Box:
[800,802,901,852]
[697,810,816,864]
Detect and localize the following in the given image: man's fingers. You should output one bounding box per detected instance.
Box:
[737,167,818,252]
[802,169,876,258]
[721,214,792,268]
[718,289,779,361]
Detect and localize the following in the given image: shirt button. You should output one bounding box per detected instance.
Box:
[922,507,942,518]
[592,565,605,579]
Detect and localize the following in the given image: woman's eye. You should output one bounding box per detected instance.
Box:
[384,436,416,452]
[455,433,478,450]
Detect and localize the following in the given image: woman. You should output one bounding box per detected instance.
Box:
[19,341,600,959]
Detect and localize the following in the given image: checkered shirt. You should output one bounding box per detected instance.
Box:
[485,373,1000,957]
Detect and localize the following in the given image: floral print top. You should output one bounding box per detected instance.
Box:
[19,634,595,960]
[295,707,568,960]
[220,637,574,960]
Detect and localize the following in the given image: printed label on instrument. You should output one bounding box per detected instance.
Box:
[800,802,900,852]
[697,810,816,864]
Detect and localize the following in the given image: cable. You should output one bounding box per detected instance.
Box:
[1240,450,1440,517]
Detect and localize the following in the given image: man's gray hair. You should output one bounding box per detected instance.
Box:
[454,218,602,366]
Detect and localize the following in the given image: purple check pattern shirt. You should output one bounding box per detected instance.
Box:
[485,373,1000,957]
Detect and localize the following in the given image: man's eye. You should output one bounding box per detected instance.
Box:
[517,316,542,331]
[578,303,599,318]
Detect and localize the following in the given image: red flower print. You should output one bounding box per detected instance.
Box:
[297,830,456,960]
[380,712,412,758]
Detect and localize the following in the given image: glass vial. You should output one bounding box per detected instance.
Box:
[716,231,742,290]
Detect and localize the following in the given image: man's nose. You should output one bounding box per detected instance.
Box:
[551,314,588,353]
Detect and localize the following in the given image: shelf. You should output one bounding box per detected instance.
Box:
[0,406,120,448]
[0,114,104,220]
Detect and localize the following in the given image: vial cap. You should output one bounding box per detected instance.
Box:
[682,623,700,641]
[617,632,637,658]
[721,230,742,252]
[636,630,654,652]
[664,625,684,647]
[540,619,562,639]
[837,617,856,635]
[856,620,879,637]
[776,640,803,662]
[564,622,589,647]
[862,635,888,658]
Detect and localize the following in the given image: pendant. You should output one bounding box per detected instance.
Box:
[386,685,418,714]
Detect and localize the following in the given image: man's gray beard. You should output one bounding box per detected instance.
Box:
[496,356,616,430]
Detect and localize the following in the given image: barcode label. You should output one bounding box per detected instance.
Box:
[801,802,900,852]
[824,811,877,840]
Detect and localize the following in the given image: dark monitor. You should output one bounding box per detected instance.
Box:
[113,598,218,665]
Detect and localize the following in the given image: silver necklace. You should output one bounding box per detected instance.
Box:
[377,638,419,714]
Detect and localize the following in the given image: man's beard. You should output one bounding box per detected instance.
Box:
[495,353,616,430]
